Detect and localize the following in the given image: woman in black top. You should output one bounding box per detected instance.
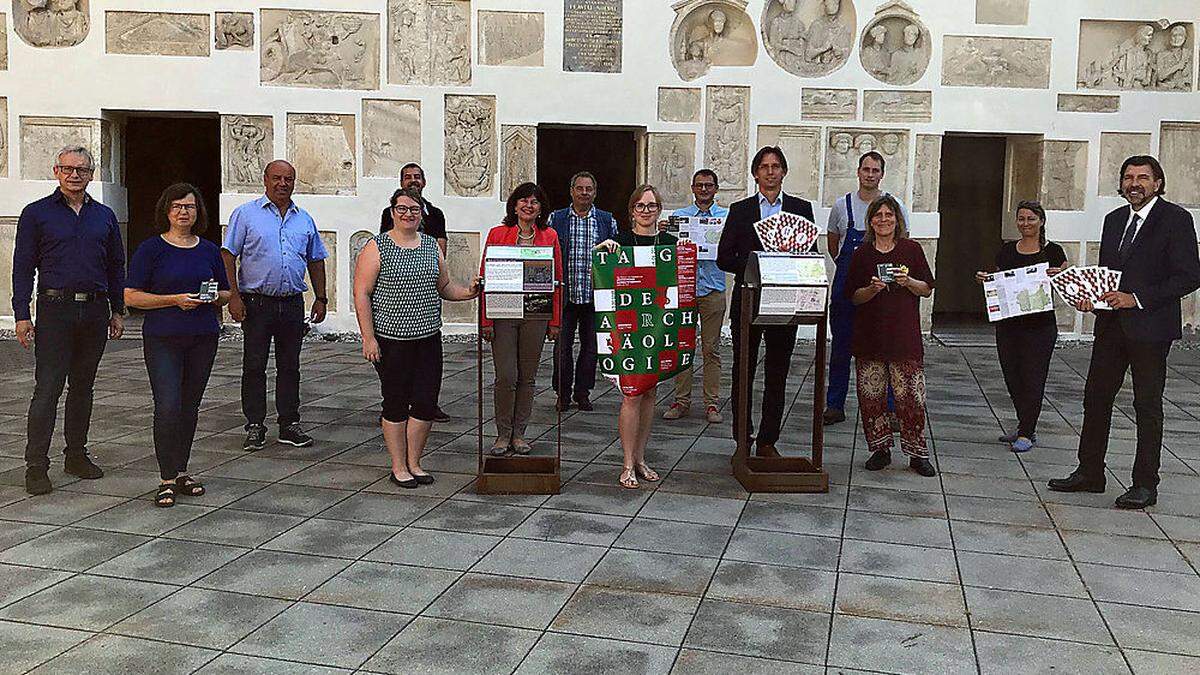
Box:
[975,201,1067,453]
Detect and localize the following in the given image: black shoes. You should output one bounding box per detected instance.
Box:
[865,450,891,471]
[243,425,267,451]
[1114,486,1157,509]
[823,408,846,425]
[390,472,419,489]
[433,407,451,423]
[278,423,314,447]
[64,453,104,480]
[25,467,52,496]
[909,457,937,477]
[413,473,436,485]
[1047,473,1106,493]
[574,394,594,411]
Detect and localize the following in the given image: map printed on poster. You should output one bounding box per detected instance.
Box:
[483,245,556,319]
[593,243,698,397]
[982,263,1054,322]
[676,216,725,261]
[1050,265,1122,311]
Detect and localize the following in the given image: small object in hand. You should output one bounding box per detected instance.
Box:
[876,263,896,283]
[196,280,219,303]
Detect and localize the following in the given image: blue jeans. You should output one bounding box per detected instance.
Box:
[144,334,218,480]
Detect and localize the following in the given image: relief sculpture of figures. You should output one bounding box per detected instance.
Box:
[261,10,380,90]
[444,95,495,197]
[1078,20,1192,92]
[221,115,273,193]
[859,1,931,86]
[942,35,1051,88]
[215,13,254,50]
[14,0,89,48]
[761,0,855,77]
[669,0,757,81]
[705,86,749,191]
[389,0,471,86]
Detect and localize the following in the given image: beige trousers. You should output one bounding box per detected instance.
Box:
[492,318,549,440]
[673,290,727,407]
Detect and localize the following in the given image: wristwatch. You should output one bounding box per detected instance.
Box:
[315,296,328,304]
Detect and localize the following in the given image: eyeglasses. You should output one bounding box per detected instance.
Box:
[632,203,662,213]
[169,204,199,213]
[692,182,717,190]
[392,205,422,216]
[55,165,94,177]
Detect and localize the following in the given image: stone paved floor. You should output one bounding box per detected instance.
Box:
[0,337,1199,674]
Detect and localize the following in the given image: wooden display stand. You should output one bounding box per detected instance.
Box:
[731,252,830,493]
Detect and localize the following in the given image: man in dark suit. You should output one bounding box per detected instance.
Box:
[717,146,817,456]
[1049,155,1200,509]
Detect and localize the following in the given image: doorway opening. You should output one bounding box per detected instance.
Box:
[536,125,641,227]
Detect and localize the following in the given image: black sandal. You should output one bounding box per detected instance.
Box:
[175,476,206,497]
[155,484,176,508]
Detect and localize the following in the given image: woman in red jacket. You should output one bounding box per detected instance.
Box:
[480,183,563,455]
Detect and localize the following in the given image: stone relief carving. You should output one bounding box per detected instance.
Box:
[303,231,337,313]
[0,98,7,177]
[657,87,701,123]
[645,133,695,210]
[761,0,855,78]
[20,116,100,180]
[801,88,856,121]
[350,230,374,295]
[362,99,421,179]
[444,95,495,198]
[443,231,481,324]
[478,10,543,67]
[1057,93,1120,113]
[823,127,908,207]
[1078,20,1193,92]
[106,11,209,57]
[261,9,380,90]
[859,1,931,86]
[942,35,1052,89]
[756,125,820,201]
[1040,140,1087,211]
[975,0,1028,26]
[1097,132,1150,197]
[500,126,537,201]
[912,134,941,213]
[13,0,88,48]
[1160,122,1200,207]
[1,14,8,69]
[669,0,757,81]
[221,115,273,194]
[563,0,621,73]
[863,90,931,123]
[215,12,253,50]
[286,113,356,196]
[1058,241,1082,332]
[389,0,471,85]
[704,86,749,194]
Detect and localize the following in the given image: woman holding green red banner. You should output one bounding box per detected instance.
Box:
[596,184,678,488]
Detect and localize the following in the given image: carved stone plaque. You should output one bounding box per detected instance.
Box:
[478,10,543,66]
[286,113,357,196]
[262,9,380,90]
[942,35,1052,89]
[761,0,854,78]
[362,99,421,179]
[756,126,821,201]
[1040,140,1087,211]
[0,14,8,69]
[1078,20,1193,92]
[704,86,750,194]
[444,95,496,198]
[1161,122,1200,207]
[859,1,931,86]
[13,0,88,48]
[976,0,1028,25]
[1058,241,1082,332]
[1098,132,1150,197]
[801,88,856,121]
[443,230,481,324]
[221,115,274,194]
[215,12,253,51]
[670,0,757,81]
[20,116,101,180]
[563,0,621,73]
[658,87,701,123]
[500,125,537,201]
[863,90,931,123]
[912,134,941,213]
[823,127,908,207]
[645,133,696,210]
[1057,93,1120,113]
[303,231,337,313]
[0,98,7,177]
[350,230,375,296]
[106,11,209,56]
[389,0,472,85]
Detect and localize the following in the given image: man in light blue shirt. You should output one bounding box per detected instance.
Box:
[663,169,729,424]
[221,160,328,451]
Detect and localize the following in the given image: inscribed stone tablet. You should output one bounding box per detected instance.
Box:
[563,0,621,73]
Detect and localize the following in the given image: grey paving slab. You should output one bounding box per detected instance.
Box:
[585,549,718,596]
[1125,649,1200,674]
[194,653,351,674]
[0,620,92,673]
[365,527,501,570]
[0,564,72,609]
[957,550,1089,598]
[1077,562,1200,612]
[231,602,406,669]
[542,482,651,517]
[27,633,219,675]
[835,573,969,627]
[551,585,700,646]
[1060,530,1193,574]
[965,587,1114,645]
[0,526,149,572]
[950,520,1070,559]
[473,538,607,583]
[0,492,127,525]
[637,491,746,527]
[365,616,540,675]
[828,614,977,675]
[225,483,353,517]
[724,528,841,571]
[684,599,828,665]
[972,631,1130,675]
[510,509,631,547]
[613,518,733,558]
[412,500,534,536]
[87,538,247,585]
[110,587,290,649]
[841,510,953,549]
[423,572,575,630]
[260,517,399,559]
[195,550,350,600]
[306,561,460,614]
[737,500,845,537]
[0,574,175,631]
[839,538,960,584]
[315,491,442,526]
[706,560,836,612]
[514,632,678,675]
[1099,601,1200,657]
[846,485,947,518]
[671,650,823,674]
[164,509,307,548]
[74,500,215,536]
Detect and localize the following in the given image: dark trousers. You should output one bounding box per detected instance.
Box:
[731,293,797,446]
[144,335,218,480]
[241,294,305,429]
[1076,322,1170,489]
[374,333,443,422]
[25,297,110,470]
[553,301,597,399]
[995,322,1056,438]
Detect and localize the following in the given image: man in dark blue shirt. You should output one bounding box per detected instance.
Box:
[11,145,125,495]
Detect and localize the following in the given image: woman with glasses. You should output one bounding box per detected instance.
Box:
[124,184,229,507]
[354,187,481,489]
[596,184,676,488]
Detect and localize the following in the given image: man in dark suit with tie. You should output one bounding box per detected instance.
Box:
[717,146,816,456]
[1049,155,1200,509]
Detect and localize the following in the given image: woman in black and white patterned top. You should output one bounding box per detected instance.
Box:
[353,187,480,489]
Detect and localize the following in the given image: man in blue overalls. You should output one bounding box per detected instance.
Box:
[825,151,910,425]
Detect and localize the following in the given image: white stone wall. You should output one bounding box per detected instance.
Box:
[0,0,1197,334]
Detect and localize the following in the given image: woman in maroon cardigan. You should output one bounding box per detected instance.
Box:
[846,194,936,477]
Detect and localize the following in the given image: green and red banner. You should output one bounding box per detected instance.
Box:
[593,243,698,397]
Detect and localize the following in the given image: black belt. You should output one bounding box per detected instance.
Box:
[40,289,107,302]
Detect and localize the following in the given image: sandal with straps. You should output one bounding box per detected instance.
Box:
[175,476,205,497]
[634,463,660,483]
[619,467,639,489]
[155,484,176,508]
